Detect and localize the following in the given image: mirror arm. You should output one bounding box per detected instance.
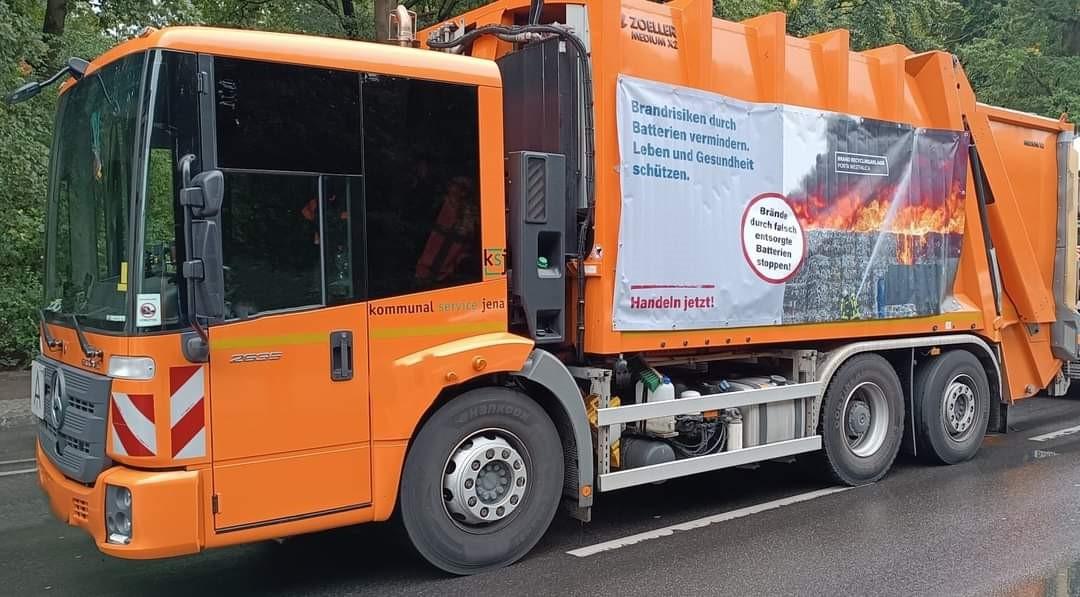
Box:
[179,153,196,188]
[183,261,208,338]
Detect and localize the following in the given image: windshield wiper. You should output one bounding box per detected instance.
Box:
[69,314,103,359]
[38,309,62,352]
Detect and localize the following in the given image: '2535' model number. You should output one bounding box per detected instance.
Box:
[229,351,283,363]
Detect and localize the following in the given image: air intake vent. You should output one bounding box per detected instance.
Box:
[72,498,89,522]
[525,157,547,222]
[70,396,94,414]
[65,435,91,455]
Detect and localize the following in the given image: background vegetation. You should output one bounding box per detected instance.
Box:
[0,0,1077,367]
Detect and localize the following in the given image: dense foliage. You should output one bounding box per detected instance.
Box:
[0,0,1077,366]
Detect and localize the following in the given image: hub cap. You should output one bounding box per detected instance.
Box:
[841,381,890,458]
[941,374,977,438]
[443,430,528,527]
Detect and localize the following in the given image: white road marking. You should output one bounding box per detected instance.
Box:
[1028,424,1080,443]
[0,468,37,478]
[0,458,36,466]
[566,486,852,558]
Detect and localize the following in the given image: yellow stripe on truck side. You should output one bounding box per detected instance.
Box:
[211,321,506,348]
[210,332,326,350]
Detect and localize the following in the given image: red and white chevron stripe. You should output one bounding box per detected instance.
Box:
[111,392,157,457]
[169,365,206,459]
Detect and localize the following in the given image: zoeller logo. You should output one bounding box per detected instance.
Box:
[621,13,678,49]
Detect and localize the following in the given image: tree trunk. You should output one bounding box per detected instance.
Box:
[375,0,393,41]
[43,0,68,69]
[43,0,67,35]
[1063,17,1080,56]
[341,0,359,39]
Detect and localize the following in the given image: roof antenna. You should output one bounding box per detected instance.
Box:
[528,0,543,25]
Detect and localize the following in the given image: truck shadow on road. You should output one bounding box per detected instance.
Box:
[41,411,1080,596]
[91,460,831,595]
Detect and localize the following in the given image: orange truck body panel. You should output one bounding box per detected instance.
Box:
[436,0,1073,399]
[34,0,1076,559]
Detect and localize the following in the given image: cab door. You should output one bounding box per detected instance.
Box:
[208,303,370,530]
[203,56,370,530]
[207,174,370,530]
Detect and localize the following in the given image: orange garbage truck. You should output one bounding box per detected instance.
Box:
[8,0,1079,574]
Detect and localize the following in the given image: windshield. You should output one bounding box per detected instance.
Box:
[44,53,146,331]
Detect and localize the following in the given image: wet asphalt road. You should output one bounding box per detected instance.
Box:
[1,384,1080,596]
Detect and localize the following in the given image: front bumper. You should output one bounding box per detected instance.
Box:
[37,442,204,559]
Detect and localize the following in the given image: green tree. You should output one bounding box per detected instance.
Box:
[0,1,49,366]
[715,0,962,51]
[954,0,1080,119]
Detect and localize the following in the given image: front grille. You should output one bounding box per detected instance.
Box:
[70,396,95,414]
[65,434,91,454]
[35,357,112,484]
[72,498,89,522]
[62,416,87,434]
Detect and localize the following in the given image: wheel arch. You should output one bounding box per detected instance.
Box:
[399,348,593,517]
[814,334,1003,438]
[510,350,594,513]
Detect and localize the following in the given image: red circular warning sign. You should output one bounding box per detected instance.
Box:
[741,193,806,283]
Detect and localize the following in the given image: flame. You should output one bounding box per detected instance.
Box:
[789,181,966,265]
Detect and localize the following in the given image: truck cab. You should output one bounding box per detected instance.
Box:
[32,27,527,558]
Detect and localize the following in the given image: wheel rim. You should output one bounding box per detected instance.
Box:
[442,428,529,531]
[841,381,890,458]
[941,374,978,440]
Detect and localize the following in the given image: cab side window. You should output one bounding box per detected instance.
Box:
[213,57,362,318]
[215,58,362,174]
[362,75,482,299]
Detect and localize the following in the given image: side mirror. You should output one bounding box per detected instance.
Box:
[4,81,42,105]
[179,169,224,218]
[176,155,224,361]
[184,220,225,319]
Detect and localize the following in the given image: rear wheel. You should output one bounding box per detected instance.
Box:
[817,353,905,485]
[914,349,990,464]
[400,387,563,575]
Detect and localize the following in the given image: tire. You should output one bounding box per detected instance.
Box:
[399,387,563,575]
[913,349,990,464]
[816,353,905,485]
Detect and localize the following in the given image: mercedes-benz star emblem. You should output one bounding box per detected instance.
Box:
[49,369,66,429]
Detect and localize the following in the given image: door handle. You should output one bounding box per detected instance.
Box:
[330,330,353,381]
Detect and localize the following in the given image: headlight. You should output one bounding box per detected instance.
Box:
[107,356,155,380]
[105,485,132,544]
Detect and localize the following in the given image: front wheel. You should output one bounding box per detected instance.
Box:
[399,387,563,575]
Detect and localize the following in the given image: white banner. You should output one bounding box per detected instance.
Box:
[613,75,967,331]
[614,75,785,330]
